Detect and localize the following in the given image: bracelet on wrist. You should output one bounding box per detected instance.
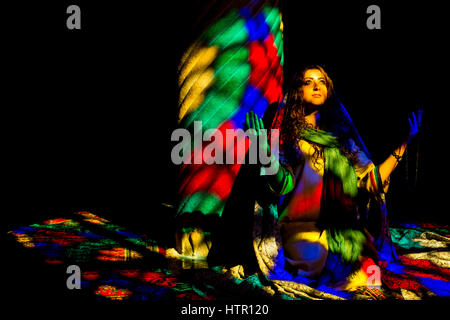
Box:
[392,151,403,162]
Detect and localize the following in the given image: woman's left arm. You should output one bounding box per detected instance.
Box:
[378,110,423,184]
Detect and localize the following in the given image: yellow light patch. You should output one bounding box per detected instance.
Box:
[9,231,34,248]
[178,68,215,121]
[178,45,219,87]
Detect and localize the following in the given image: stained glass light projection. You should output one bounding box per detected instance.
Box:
[7,211,450,301]
[176,1,284,222]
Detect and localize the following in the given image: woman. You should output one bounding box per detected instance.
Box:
[246,65,422,288]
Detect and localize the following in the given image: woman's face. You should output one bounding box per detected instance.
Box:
[301,69,328,107]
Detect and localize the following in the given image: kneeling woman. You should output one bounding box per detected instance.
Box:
[247,65,422,289]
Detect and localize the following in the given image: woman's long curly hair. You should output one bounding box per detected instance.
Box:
[280,65,358,166]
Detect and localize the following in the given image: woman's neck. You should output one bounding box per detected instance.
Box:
[305,110,320,129]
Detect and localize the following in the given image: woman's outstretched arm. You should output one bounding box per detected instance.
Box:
[378,110,423,184]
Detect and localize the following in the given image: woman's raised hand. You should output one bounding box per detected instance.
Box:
[245,111,265,135]
[407,109,423,142]
[244,111,272,158]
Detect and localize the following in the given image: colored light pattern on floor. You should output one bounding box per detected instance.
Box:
[8,211,214,302]
[97,247,143,262]
[176,2,284,218]
[95,285,132,301]
[7,212,450,301]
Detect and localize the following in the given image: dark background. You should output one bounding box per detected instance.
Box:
[3,1,447,241]
[2,0,447,312]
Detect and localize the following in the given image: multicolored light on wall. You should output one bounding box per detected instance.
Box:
[176,2,284,219]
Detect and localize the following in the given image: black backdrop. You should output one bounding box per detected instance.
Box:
[3,0,447,237]
[2,0,448,314]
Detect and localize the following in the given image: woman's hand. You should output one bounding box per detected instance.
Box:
[378,109,423,187]
[244,111,271,156]
[407,109,423,143]
[245,111,265,135]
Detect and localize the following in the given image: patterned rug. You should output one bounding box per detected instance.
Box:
[7,210,449,301]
